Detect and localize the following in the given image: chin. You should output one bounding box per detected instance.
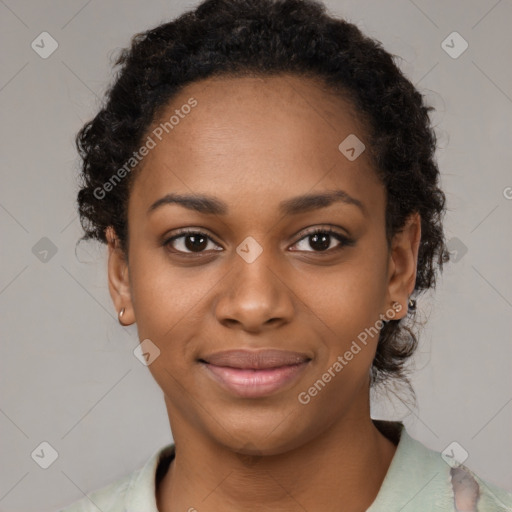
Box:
[204,406,320,457]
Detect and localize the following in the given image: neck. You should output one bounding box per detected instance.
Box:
[157,411,397,512]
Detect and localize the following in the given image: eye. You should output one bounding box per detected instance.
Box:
[291,227,355,253]
[163,230,223,254]
[163,226,355,256]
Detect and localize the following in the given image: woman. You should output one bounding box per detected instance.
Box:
[60,0,512,510]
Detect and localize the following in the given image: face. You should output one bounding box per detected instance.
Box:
[107,74,420,455]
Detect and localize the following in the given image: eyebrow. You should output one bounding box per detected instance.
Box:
[147,190,366,217]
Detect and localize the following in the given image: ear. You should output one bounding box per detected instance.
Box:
[385,212,422,320]
[105,226,135,325]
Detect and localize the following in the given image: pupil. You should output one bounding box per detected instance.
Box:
[311,233,330,251]
[186,235,207,252]
[182,233,332,252]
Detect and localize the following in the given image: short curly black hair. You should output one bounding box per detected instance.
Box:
[75,0,450,390]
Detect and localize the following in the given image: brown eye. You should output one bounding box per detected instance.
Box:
[291,228,355,253]
[164,230,222,254]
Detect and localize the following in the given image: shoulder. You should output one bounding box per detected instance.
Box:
[57,443,175,512]
[57,471,133,512]
[401,427,512,511]
[369,421,512,511]
[451,462,512,512]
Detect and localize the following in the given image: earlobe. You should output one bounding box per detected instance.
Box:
[105,226,135,325]
[386,212,422,320]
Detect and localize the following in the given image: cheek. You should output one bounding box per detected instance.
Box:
[297,250,388,342]
[295,260,388,414]
[127,251,222,388]
[129,247,213,335]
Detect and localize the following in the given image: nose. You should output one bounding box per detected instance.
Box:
[213,246,295,333]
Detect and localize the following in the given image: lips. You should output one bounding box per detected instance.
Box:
[199,349,311,369]
[199,349,312,398]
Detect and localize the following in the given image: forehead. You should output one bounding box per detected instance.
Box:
[129,74,384,216]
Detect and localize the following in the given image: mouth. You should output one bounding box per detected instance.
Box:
[198,349,312,398]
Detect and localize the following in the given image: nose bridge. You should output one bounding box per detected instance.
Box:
[214,235,293,329]
[231,235,280,299]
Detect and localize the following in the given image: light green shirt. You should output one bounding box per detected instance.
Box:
[59,421,512,511]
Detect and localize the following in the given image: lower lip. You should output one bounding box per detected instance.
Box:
[202,362,310,398]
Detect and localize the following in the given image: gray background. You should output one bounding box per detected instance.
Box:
[1,0,511,510]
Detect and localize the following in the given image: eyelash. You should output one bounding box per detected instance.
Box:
[163,227,355,256]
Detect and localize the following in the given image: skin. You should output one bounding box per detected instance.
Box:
[106,74,421,512]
